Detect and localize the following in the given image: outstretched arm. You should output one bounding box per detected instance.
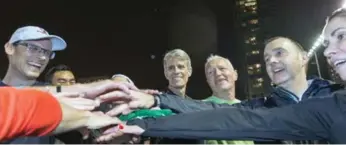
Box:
[128,96,339,141]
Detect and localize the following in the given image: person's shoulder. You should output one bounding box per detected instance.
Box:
[33,81,50,86]
[0,81,8,86]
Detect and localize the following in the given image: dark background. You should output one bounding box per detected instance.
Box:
[0,0,342,99]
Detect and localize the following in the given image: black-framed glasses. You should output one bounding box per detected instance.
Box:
[15,42,54,59]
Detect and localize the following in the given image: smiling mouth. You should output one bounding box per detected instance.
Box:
[28,62,42,69]
[273,68,284,73]
[334,60,346,68]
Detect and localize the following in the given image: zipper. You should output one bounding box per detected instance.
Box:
[277,87,299,103]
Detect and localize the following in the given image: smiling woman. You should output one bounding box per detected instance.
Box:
[323,8,346,81]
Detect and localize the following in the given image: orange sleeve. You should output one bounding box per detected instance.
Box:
[0,87,62,141]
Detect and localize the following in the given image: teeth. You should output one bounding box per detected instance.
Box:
[273,69,283,73]
[334,60,346,67]
[28,62,42,67]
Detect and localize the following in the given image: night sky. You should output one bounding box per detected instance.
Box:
[0,0,343,99]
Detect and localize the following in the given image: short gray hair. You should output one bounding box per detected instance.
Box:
[205,54,233,70]
[163,49,192,71]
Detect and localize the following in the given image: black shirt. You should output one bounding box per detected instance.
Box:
[146,89,202,144]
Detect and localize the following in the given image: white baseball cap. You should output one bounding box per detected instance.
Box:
[9,26,67,51]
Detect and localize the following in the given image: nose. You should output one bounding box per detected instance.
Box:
[38,55,48,61]
[269,56,279,63]
[172,66,181,74]
[215,69,222,76]
[324,44,338,59]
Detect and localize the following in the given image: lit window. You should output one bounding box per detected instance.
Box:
[253,82,263,88]
[250,36,256,41]
[239,0,245,5]
[245,2,256,6]
[249,19,258,24]
[255,63,261,68]
[251,50,260,54]
[256,78,263,83]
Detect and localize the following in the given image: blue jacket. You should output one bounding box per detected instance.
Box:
[154,78,344,144]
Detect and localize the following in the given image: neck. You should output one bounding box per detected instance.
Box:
[212,87,236,101]
[279,72,308,100]
[2,66,36,86]
[169,85,186,98]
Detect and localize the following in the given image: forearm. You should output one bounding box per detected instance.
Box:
[18,80,111,95]
[129,98,333,141]
[158,93,236,113]
[25,84,86,95]
[52,102,91,134]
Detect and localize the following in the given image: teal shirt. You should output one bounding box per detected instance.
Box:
[203,96,254,145]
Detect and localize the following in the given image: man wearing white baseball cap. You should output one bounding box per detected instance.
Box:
[1,26,66,87]
[0,26,66,144]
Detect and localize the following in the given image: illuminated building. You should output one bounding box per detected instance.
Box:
[235,0,268,98]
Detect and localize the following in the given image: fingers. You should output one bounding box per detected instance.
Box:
[119,125,145,135]
[141,89,161,95]
[85,81,138,99]
[106,103,132,116]
[132,136,141,143]
[95,131,124,143]
[98,91,131,102]
[58,95,100,111]
[109,82,139,94]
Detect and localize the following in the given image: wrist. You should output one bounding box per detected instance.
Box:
[150,95,160,108]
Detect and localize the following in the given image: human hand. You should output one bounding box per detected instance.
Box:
[55,92,100,111]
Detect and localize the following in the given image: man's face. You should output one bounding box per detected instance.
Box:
[206,58,237,93]
[51,70,76,86]
[164,57,191,89]
[323,17,346,81]
[8,39,52,79]
[264,38,306,86]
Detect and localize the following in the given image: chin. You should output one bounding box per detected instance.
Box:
[218,85,231,90]
[25,72,40,79]
[172,83,186,88]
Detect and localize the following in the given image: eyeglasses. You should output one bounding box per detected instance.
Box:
[15,42,54,59]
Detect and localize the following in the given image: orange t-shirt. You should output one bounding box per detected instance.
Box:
[0,87,62,141]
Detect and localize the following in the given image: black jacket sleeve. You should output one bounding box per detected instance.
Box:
[157,93,267,113]
[128,96,342,141]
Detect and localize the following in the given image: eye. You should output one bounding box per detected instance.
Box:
[264,57,269,62]
[322,40,329,48]
[27,44,39,52]
[337,33,346,41]
[275,50,283,57]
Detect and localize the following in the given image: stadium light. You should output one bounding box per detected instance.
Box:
[307,35,324,58]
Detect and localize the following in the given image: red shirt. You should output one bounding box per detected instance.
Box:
[0,87,62,141]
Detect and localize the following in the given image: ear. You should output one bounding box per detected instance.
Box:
[4,42,15,55]
[188,67,192,77]
[233,69,238,81]
[164,66,169,80]
[301,51,309,67]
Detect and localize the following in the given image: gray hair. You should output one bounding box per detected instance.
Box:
[163,49,192,71]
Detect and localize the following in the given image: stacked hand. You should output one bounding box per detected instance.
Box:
[54,80,156,143]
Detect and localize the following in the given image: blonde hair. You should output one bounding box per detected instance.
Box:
[163,49,192,71]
